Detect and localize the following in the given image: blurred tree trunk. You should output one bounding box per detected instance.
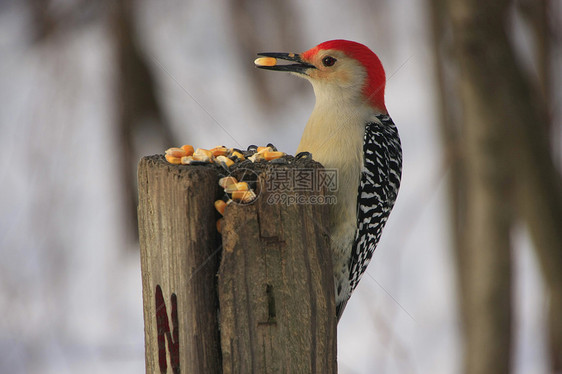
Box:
[436,0,562,372]
[227,0,302,110]
[27,0,101,43]
[448,3,515,374]
[509,9,562,367]
[517,0,552,136]
[27,0,56,42]
[428,0,469,329]
[110,0,175,244]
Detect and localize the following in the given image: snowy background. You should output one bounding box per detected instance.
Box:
[0,1,553,373]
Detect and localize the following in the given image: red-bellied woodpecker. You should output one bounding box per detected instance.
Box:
[255,40,402,320]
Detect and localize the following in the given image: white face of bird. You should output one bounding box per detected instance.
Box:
[255,40,387,113]
[298,49,369,107]
[255,49,372,109]
[299,49,367,91]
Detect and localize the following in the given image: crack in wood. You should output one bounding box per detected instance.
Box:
[259,236,286,246]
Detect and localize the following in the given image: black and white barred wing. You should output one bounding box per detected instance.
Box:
[348,114,402,293]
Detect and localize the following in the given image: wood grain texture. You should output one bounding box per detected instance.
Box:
[218,168,337,374]
[138,155,338,373]
[138,155,222,374]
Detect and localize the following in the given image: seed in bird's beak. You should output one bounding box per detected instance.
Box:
[254,57,277,67]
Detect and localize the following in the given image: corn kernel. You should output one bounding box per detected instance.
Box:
[194,148,212,157]
[215,200,226,215]
[264,151,285,161]
[232,190,256,203]
[211,147,228,157]
[165,154,182,164]
[192,154,210,162]
[181,144,194,156]
[254,57,277,67]
[219,176,238,189]
[165,147,187,158]
[258,146,274,154]
[180,156,193,164]
[248,153,264,162]
[193,148,213,162]
[231,151,244,160]
[225,182,249,194]
[216,155,234,168]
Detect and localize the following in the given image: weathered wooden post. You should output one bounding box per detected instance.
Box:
[219,168,337,373]
[138,154,337,373]
[138,156,222,373]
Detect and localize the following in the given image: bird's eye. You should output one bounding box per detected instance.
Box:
[322,56,337,67]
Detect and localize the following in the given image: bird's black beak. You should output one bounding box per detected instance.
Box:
[255,52,316,74]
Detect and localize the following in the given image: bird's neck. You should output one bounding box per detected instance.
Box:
[297,84,378,161]
[296,86,380,259]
